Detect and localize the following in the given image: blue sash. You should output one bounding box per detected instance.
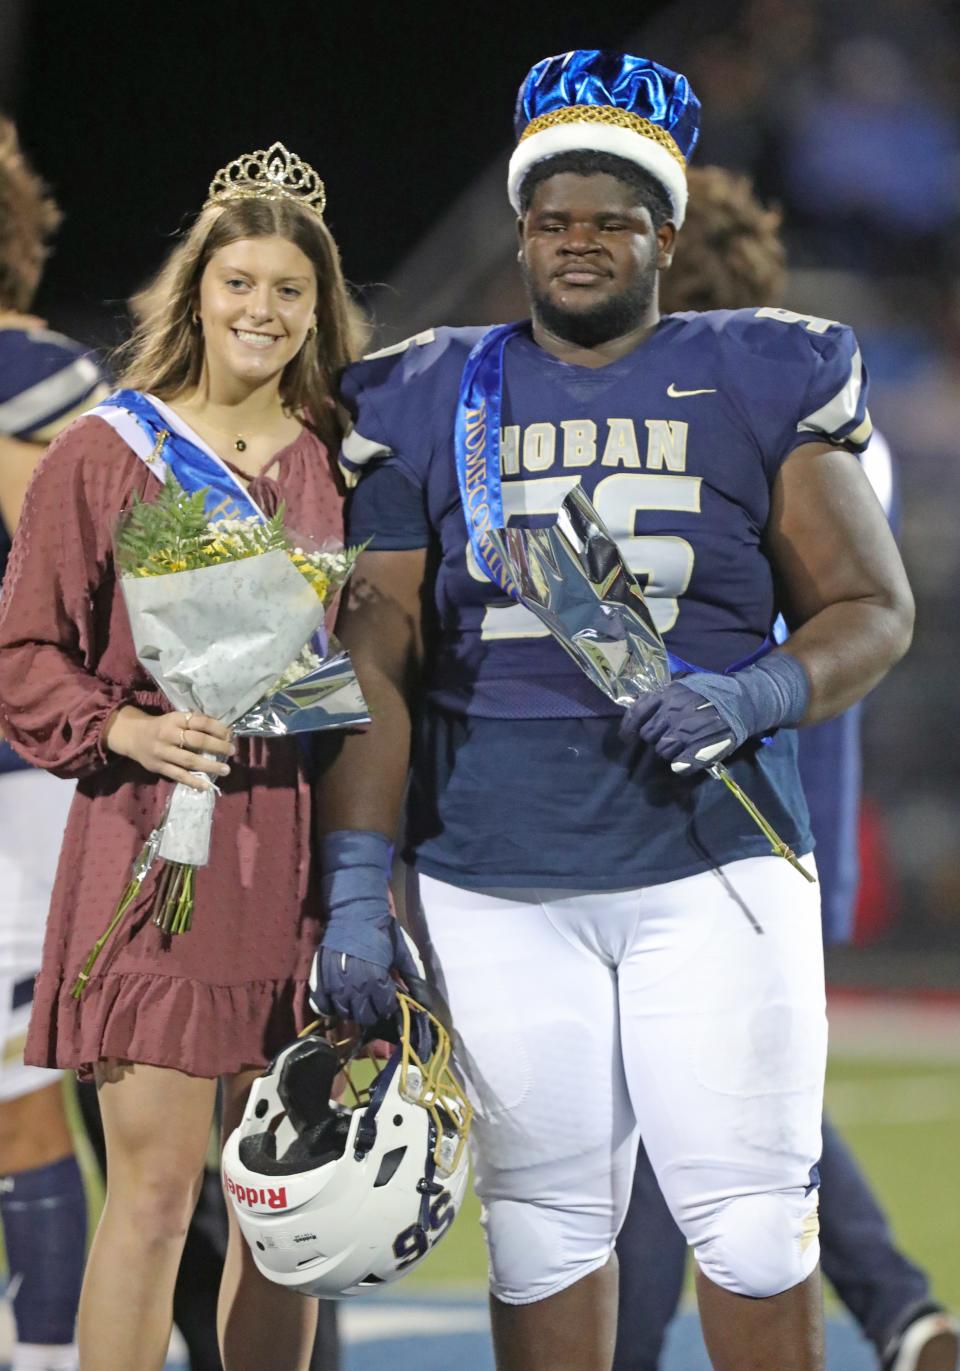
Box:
[98,389,266,522]
[453,324,522,598]
[453,324,772,681]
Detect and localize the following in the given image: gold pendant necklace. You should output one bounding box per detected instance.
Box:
[234,435,247,452]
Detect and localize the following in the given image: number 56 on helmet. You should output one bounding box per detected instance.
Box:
[221,992,473,1298]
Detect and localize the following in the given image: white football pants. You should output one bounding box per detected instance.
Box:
[0,769,74,1101]
[409,854,826,1304]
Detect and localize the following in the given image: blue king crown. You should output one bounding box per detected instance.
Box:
[508,49,701,226]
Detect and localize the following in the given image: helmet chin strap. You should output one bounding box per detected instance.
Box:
[277,1036,342,1137]
[352,1051,402,1160]
[414,1125,446,1235]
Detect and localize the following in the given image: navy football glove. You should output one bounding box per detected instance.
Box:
[620,653,810,773]
[309,830,419,1026]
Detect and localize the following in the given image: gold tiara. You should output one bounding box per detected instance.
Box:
[204,142,326,218]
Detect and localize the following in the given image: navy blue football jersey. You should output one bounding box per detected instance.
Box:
[342,308,871,888]
[0,326,106,582]
[0,327,104,442]
[0,326,105,775]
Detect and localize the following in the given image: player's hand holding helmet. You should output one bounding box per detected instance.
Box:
[222,984,473,1298]
[620,652,810,772]
[309,830,419,1025]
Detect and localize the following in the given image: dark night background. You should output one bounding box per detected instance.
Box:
[8,2,671,340]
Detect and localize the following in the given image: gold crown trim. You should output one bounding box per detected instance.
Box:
[519,105,686,168]
[204,141,326,218]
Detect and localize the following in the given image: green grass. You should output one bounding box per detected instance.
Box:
[823,1056,960,1309]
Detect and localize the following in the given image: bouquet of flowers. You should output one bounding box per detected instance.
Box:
[71,479,369,997]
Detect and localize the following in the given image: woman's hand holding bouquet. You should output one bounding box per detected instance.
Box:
[105,706,233,791]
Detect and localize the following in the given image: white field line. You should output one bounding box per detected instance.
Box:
[826,1071,960,1125]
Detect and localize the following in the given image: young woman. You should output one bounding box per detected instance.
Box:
[0,143,362,1371]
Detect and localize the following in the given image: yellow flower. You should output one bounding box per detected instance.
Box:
[290,554,330,602]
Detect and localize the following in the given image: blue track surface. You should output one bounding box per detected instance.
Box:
[0,1292,880,1369]
[338,1295,878,1371]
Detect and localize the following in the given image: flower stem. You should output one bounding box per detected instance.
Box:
[152,862,196,934]
[71,852,149,998]
[708,763,816,883]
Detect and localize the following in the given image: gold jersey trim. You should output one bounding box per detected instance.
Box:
[518,105,686,168]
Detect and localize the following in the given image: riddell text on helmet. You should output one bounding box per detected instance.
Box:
[224,1175,288,1210]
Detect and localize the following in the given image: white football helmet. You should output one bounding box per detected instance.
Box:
[222,990,473,1298]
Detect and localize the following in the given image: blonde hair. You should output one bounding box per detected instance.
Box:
[116,197,368,455]
[661,166,786,314]
[0,118,62,312]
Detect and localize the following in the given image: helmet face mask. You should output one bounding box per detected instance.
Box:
[222,993,473,1298]
[393,992,471,1177]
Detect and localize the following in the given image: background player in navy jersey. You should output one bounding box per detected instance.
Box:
[0,116,105,1371]
[311,51,914,1371]
[610,165,959,1371]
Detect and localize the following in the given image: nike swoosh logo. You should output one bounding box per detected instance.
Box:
[667,383,718,398]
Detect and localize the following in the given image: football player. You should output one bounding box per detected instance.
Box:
[611,164,958,1371]
[312,51,914,1371]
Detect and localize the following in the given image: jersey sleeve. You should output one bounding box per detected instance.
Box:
[755,310,872,460]
[339,327,476,551]
[0,328,108,441]
[339,340,430,550]
[346,464,432,550]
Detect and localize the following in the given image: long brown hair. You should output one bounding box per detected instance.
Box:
[661,166,786,314]
[116,197,367,454]
[0,118,62,313]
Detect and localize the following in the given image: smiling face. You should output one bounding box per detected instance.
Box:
[195,234,318,396]
[519,171,676,349]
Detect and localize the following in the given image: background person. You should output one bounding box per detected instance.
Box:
[0,115,108,1371]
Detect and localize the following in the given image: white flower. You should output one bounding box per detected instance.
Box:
[270,645,324,693]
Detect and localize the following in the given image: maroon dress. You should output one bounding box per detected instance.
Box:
[0,411,343,1080]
